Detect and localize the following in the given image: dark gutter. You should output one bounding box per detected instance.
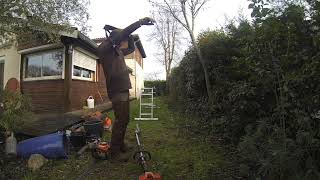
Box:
[78,32,98,49]
[133,35,146,58]
[67,32,99,55]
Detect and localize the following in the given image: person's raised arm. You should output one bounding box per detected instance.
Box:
[109,17,155,45]
[121,35,135,56]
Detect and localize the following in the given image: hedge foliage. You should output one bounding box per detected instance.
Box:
[144,80,167,96]
[169,1,320,179]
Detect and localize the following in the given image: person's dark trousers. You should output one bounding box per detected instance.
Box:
[109,92,130,154]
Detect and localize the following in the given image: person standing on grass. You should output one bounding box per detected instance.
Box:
[97,17,155,161]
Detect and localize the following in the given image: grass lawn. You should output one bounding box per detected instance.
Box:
[22,97,229,180]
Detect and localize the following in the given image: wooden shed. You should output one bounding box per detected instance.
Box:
[16,31,107,113]
[0,29,147,114]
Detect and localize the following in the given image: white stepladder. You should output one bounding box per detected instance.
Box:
[134,87,158,121]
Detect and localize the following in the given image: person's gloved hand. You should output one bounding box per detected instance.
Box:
[139,17,155,25]
[103,24,118,31]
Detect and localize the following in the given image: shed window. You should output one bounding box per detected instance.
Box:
[73,65,94,80]
[73,66,81,77]
[82,69,92,78]
[72,49,97,81]
[24,50,63,80]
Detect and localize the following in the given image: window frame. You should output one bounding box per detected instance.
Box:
[23,49,65,81]
[72,65,96,82]
[71,48,97,82]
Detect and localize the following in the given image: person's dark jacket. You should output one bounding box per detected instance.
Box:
[97,21,141,98]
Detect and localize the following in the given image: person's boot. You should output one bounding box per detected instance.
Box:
[120,143,134,153]
[109,151,130,163]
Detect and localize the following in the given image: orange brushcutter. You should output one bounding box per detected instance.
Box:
[76,135,110,160]
[134,124,162,180]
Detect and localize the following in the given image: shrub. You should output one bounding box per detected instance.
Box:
[144,80,167,96]
[169,2,320,179]
[0,89,33,133]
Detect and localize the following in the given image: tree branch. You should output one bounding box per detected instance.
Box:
[194,0,208,17]
[163,0,189,30]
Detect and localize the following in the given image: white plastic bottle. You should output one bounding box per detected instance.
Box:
[5,132,17,157]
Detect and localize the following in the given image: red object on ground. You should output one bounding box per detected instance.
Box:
[97,142,110,153]
[139,172,162,180]
[5,78,20,92]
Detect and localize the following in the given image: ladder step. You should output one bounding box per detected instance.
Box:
[135,118,158,121]
[145,106,158,109]
[141,93,153,96]
[141,103,153,106]
[141,113,152,116]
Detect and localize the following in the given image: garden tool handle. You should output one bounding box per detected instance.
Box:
[77,144,90,156]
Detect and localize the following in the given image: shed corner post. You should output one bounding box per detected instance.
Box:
[62,37,73,112]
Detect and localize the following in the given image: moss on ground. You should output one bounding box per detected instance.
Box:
[21,97,229,180]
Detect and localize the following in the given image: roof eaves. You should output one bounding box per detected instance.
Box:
[133,35,146,58]
[60,29,97,50]
[78,32,98,49]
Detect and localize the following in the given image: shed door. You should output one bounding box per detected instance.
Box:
[0,61,4,89]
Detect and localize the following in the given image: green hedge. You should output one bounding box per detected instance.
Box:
[144,80,167,96]
[169,3,320,179]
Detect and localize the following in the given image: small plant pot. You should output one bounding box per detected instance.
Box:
[70,131,86,149]
[83,120,103,138]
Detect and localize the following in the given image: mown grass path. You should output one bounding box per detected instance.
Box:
[24,97,228,180]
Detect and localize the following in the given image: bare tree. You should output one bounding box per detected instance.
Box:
[145,71,163,81]
[150,0,212,100]
[149,8,183,88]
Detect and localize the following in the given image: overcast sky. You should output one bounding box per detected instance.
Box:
[87,0,252,80]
